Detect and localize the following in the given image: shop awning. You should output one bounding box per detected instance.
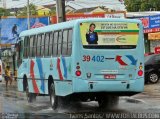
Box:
[148,32,160,40]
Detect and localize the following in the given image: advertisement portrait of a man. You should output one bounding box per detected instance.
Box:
[86,23,98,44]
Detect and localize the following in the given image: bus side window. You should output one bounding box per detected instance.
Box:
[37,34,42,57]
[58,30,62,56]
[44,33,50,56]
[49,32,54,56]
[67,29,73,55]
[62,30,68,55]
[17,40,23,67]
[23,38,26,58]
[41,34,45,56]
[53,31,58,56]
[16,40,21,60]
[29,35,34,57]
[24,36,29,58]
[32,35,37,57]
[18,41,21,60]
[61,28,73,56]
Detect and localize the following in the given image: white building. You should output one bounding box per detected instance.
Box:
[0,0,125,11]
[66,0,125,12]
[126,11,160,18]
[0,0,5,8]
[0,0,56,9]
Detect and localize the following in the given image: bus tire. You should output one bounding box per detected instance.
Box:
[98,98,108,109]
[50,83,67,110]
[26,86,36,103]
[111,96,119,107]
[50,83,58,109]
[98,96,119,109]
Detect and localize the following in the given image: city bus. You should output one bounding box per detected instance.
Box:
[16,18,144,109]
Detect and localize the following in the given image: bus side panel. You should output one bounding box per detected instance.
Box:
[17,59,30,92]
[43,57,72,81]
[54,81,73,96]
[43,57,73,95]
[129,77,144,92]
[25,57,73,95]
[27,79,49,94]
[27,58,46,94]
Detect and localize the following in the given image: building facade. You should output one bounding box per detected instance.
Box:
[126,11,160,53]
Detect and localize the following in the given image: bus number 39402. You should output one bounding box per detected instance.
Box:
[83,55,104,62]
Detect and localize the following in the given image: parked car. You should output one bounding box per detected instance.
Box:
[145,54,160,84]
[144,52,154,56]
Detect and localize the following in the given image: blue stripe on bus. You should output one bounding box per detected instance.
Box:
[62,57,67,79]
[126,55,137,65]
[36,58,45,93]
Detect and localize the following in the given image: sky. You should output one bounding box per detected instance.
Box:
[0,0,125,11]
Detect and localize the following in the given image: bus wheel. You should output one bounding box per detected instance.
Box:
[50,83,67,110]
[110,96,119,107]
[98,96,119,109]
[26,86,36,103]
[50,83,58,109]
[98,98,108,109]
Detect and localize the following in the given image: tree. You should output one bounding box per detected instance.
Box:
[124,0,160,12]
[0,7,11,16]
[50,7,56,15]
[17,4,37,16]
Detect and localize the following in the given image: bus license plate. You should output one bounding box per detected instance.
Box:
[104,74,116,79]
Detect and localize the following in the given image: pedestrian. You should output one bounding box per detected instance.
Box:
[5,66,12,88]
[14,70,17,81]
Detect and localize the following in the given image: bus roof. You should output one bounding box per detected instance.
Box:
[19,20,77,37]
[19,18,142,37]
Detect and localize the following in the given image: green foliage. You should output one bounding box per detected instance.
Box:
[50,7,56,15]
[17,3,37,16]
[0,7,11,16]
[124,0,160,12]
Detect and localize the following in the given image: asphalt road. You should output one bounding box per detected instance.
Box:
[0,80,160,119]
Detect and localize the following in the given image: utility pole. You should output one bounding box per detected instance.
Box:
[3,0,6,9]
[0,16,1,59]
[56,0,66,23]
[27,0,30,29]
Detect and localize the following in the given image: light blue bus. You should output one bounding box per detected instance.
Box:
[16,18,144,109]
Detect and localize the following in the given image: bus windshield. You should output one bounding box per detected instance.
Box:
[80,22,139,49]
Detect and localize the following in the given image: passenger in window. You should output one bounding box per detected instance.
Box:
[86,23,98,44]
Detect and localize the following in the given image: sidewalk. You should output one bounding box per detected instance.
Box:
[0,80,26,101]
[0,94,2,112]
[0,79,17,89]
